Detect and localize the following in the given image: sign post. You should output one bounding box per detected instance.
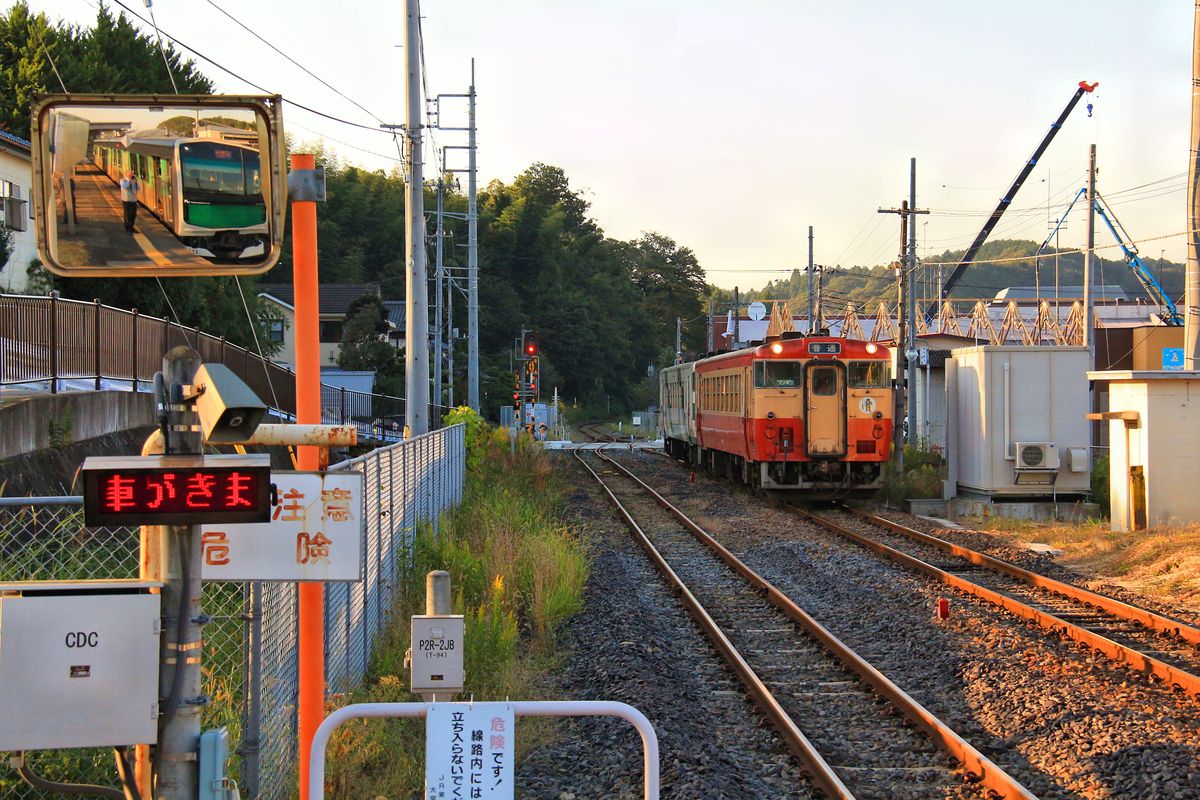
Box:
[291,151,326,800]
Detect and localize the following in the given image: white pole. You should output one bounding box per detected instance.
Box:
[1085,144,1096,355]
[467,59,481,411]
[434,178,445,406]
[403,0,430,435]
[1187,1,1200,367]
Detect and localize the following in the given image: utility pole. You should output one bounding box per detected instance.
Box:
[429,62,478,410]
[814,263,824,332]
[880,181,928,468]
[434,178,445,406]
[403,0,429,435]
[447,266,455,407]
[1187,1,1200,367]
[155,347,204,800]
[907,158,919,445]
[1085,144,1097,354]
[675,317,682,364]
[733,286,740,348]
[807,226,815,333]
[467,60,480,410]
[707,297,715,352]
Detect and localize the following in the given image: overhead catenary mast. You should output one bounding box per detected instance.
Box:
[1187,4,1200,367]
[402,0,430,435]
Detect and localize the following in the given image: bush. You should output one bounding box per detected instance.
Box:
[877,440,945,506]
[443,405,487,471]
[324,431,588,795]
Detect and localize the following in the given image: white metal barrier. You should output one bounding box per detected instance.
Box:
[309,700,660,800]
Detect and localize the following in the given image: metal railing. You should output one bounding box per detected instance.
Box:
[0,293,453,435]
[0,423,467,799]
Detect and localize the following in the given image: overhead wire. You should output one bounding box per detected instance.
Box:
[202,0,385,125]
[108,0,390,135]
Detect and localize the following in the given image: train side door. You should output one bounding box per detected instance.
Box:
[804,362,846,458]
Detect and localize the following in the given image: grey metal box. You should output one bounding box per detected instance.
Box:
[410,615,464,695]
[0,581,160,751]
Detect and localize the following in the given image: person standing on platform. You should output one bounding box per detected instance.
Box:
[119,170,139,233]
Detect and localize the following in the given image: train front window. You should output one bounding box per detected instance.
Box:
[849,361,890,388]
[810,366,839,396]
[180,142,262,198]
[755,361,802,388]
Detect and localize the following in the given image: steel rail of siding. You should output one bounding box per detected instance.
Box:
[572,448,857,800]
[793,505,1200,698]
[837,504,1200,648]
[589,449,1037,800]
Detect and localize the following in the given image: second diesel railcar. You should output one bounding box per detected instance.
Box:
[94,136,268,260]
[659,335,893,491]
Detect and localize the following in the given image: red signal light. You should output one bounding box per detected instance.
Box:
[526,343,537,355]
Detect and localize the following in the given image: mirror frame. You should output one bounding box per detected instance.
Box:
[30,93,287,278]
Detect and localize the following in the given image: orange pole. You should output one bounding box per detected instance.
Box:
[292,153,325,800]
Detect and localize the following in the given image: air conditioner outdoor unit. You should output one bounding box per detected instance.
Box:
[1015,442,1059,471]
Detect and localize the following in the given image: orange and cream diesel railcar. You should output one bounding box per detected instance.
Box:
[659,335,893,491]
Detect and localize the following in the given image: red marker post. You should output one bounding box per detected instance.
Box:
[291,153,325,800]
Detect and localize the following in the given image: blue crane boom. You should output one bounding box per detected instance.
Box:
[1034,187,1182,325]
[1093,195,1183,325]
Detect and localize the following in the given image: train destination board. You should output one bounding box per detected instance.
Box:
[808,342,842,355]
[30,94,286,277]
[81,454,271,526]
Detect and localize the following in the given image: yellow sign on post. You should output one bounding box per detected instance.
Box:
[30,94,287,277]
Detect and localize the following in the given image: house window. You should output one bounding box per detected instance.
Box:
[0,181,27,232]
[319,321,343,342]
[268,320,285,343]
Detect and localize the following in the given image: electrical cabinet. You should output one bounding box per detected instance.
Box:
[410,615,464,695]
[0,581,161,752]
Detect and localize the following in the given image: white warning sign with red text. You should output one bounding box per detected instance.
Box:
[200,471,363,582]
[425,703,514,800]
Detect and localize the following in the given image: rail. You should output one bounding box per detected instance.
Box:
[577,447,1036,800]
[792,505,1200,697]
[0,293,453,434]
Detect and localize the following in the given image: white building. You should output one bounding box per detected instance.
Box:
[0,130,36,293]
[257,282,388,368]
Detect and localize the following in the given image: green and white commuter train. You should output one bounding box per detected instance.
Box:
[93,135,267,260]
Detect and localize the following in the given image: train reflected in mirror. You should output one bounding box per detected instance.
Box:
[31,95,286,277]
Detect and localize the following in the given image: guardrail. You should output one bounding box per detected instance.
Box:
[0,293,451,432]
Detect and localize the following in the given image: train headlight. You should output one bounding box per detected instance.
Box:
[865,343,878,354]
[770,342,784,354]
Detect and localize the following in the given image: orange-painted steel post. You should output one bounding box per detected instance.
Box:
[292,152,325,800]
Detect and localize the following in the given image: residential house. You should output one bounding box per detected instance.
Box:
[0,130,36,293]
[257,282,385,367]
[382,300,406,350]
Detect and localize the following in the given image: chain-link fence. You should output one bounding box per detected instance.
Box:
[0,424,466,798]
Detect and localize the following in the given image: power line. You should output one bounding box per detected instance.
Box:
[202,0,385,125]
[109,0,391,135]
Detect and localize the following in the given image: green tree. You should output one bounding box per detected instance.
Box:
[338,294,404,396]
[0,222,13,276]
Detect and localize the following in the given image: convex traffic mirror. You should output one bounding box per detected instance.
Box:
[31,94,286,277]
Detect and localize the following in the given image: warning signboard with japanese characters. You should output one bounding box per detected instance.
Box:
[199,471,363,582]
[425,703,514,800]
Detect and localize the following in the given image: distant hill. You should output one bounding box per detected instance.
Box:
[724,239,1184,312]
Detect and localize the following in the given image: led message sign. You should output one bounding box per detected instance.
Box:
[81,455,271,526]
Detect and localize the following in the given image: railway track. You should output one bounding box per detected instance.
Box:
[577,422,621,443]
[575,446,1037,800]
[793,505,1200,698]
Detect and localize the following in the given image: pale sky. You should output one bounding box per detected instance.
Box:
[32,1,1197,290]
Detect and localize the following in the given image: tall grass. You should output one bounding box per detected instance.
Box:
[324,424,589,796]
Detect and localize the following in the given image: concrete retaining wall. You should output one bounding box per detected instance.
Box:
[0,390,155,461]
